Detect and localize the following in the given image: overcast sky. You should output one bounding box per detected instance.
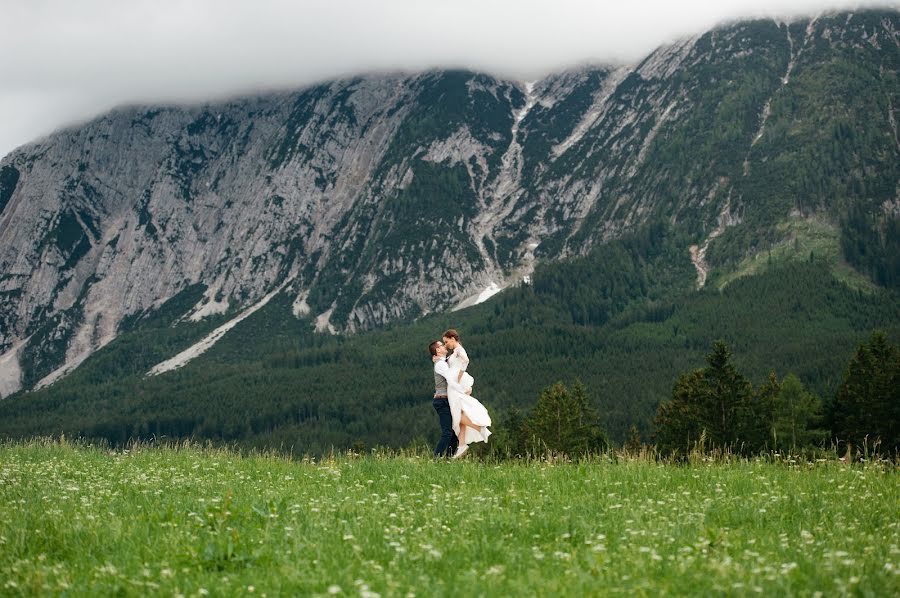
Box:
[1,0,896,159]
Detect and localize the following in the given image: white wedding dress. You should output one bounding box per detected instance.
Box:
[445,346,492,445]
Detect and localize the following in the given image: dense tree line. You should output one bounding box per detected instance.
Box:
[488,381,609,459]
[653,332,899,457]
[0,226,897,455]
[831,331,900,454]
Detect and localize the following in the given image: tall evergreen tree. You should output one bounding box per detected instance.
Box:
[701,342,755,447]
[524,381,607,457]
[655,370,706,454]
[656,341,776,455]
[832,331,900,453]
[771,374,828,450]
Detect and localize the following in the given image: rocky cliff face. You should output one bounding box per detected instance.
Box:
[1,10,897,396]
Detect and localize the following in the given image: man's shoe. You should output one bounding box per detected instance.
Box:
[452,444,469,459]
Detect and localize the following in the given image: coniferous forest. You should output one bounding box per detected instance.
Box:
[1,223,897,456]
[0,11,898,459]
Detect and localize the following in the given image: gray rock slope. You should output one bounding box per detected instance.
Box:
[1,11,897,395]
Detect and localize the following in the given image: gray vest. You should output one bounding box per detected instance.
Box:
[434,363,448,397]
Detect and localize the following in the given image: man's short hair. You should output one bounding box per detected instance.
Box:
[442,329,460,342]
[428,340,442,356]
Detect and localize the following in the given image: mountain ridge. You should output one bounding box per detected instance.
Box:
[0,9,898,396]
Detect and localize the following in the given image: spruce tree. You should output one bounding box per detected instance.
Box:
[832,331,900,453]
[655,370,706,455]
[655,341,761,455]
[702,341,754,448]
[771,374,828,450]
[525,381,607,457]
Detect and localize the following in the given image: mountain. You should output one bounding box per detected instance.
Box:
[0,233,896,450]
[0,9,898,405]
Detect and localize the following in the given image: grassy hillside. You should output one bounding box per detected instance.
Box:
[1,441,897,596]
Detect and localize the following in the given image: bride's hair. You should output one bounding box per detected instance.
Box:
[442,329,460,342]
[428,340,442,356]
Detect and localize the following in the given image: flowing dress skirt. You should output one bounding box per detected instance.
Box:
[448,370,492,444]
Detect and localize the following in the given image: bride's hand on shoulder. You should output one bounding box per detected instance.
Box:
[464,388,472,395]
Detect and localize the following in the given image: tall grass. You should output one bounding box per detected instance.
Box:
[1,439,897,596]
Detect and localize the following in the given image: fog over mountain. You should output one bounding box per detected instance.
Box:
[2,0,896,157]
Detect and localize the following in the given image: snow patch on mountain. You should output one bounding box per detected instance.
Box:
[452,281,505,311]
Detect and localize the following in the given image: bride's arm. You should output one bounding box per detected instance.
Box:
[454,346,470,370]
[453,346,470,382]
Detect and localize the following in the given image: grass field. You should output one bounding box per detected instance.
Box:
[1,441,898,596]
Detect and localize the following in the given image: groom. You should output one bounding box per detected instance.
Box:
[429,340,458,458]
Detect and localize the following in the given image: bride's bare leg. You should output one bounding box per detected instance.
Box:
[460,411,477,428]
[459,411,478,443]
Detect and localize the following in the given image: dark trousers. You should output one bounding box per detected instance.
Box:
[433,397,458,457]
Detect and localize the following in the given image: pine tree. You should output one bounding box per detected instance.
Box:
[525,381,607,457]
[832,331,900,453]
[701,341,755,447]
[771,374,828,450]
[655,341,760,455]
[655,370,705,455]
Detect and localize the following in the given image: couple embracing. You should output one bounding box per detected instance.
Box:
[429,329,492,459]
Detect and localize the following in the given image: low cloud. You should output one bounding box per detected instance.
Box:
[0,0,895,157]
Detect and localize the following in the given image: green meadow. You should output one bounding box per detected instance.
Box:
[1,441,898,596]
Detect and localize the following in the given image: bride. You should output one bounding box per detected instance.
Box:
[432,330,491,458]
